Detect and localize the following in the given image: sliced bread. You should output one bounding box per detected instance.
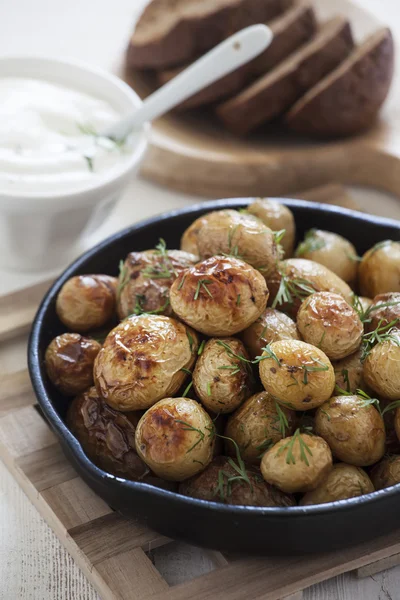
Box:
[286,27,394,137]
[216,16,355,135]
[127,0,294,69]
[156,2,317,110]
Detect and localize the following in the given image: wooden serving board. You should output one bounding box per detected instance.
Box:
[0,184,399,600]
[124,0,400,201]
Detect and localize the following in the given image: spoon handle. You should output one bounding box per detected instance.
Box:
[105,24,273,139]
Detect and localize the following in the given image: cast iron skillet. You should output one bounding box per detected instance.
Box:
[28,199,400,555]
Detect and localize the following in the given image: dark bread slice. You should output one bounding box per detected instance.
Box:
[156,2,317,110]
[286,28,394,137]
[216,16,355,135]
[127,0,294,69]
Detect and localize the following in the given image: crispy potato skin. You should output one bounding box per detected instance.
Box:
[297,292,363,360]
[332,348,366,394]
[117,249,197,319]
[45,333,101,396]
[365,292,400,333]
[94,315,198,411]
[259,340,335,411]
[195,209,279,278]
[180,214,210,256]
[224,391,296,464]
[295,229,358,283]
[240,308,300,360]
[267,259,353,318]
[135,397,215,481]
[170,255,269,336]
[247,199,295,258]
[193,338,254,414]
[363,330,400,400]
[359,241,400,297]
[261,434,333,493]
[315,395,386,466]
[300,463,374,505]
[56,275,117,332]
[180,456,295,507]
[67,387,149,480]
[371,455,400,490]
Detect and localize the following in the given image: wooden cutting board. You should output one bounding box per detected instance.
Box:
[123,0,400,200]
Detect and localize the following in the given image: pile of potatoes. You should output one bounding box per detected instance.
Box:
[45,200,400,507]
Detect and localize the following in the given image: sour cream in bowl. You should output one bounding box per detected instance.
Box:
[0,56,148,271]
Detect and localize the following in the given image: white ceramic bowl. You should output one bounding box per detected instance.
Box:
[0,56,148,271]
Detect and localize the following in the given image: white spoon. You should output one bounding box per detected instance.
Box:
[102,24,273,141]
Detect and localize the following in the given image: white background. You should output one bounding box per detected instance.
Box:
[1,1,400,598]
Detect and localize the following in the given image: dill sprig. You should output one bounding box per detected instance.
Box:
[361,318,400,361]
[277,429,313,466]
[117,260,130,301]
[273,229,286,245]
[295,229,325,257]
[356,389,381,411]
[218,364,241,376]
[194,279,213,300]
[255,344,281,367]
[352,293,400,325]
[214,435,253,501]
[126,294,170,317]
[142,238,178,280]
[180,369,193,398]
[175,419,205,453]
[381,400,400,416]
[272,268,316,309]
[216,340,253,364]
[198,340,206,355]
[300,357,329,385]
[273,400,289,437]
[186,330,194,353]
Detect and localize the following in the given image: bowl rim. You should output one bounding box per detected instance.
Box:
[28,198,400,519]
[0,55,149,206]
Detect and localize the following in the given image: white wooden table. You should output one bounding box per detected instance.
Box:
[1,1,400,598]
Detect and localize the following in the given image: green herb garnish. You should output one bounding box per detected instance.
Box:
[194,279,213,300]
[295,229,325,257]
[277,429,312,466]
[175,419,204,453]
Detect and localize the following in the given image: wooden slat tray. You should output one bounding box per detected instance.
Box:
[1,185,400,600]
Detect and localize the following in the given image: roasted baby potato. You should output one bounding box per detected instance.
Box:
[180,455,295,506]
[333,348,366,394]
[195,209,279,278]
[56,275,117,332]
[240,308,300,360]
[363,330,400,400]
[365,292,400,333]
[94,314,198,411]
[170,255,268,336]
[67,387,149,480]
[192,338,254,414]
[261,432,333,493]
[371,455,400,490]
[267,258,353,318]
[224,391,296,464]
[135,397,214,481]
[259,340,335,411]
[300,463,374,505]
[246,199,295,257]
[45,333,101,396]
[117,247,197,319]
[297,292,363,360]
[359,240,400,297]
[295,229,358,283]
[315,395,386,466]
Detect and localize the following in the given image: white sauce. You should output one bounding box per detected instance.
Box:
[0,77,136,194]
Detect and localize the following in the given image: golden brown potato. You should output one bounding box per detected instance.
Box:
[135,397,215,481]
[192,338,254,414]
[260,432,333,493]
[180,214,212,256]
[315,395,386,466]
[363,330,400,400]
[240,308,300,360]
[180,455,295,506]
[56,275,117,332]
[45,333,101,396]
[195,209,279,278]
[67,387,149,480]
[259,340,335,411]
[359,240,400,297]
[117,248,197,319]
[371,455,400,490]
[295,229,358,283]
[94,315,198,411]
[246,199,295,257]
[267,258,353,318]
[224,391,296,464]
[333,348,366,394]
[300,463,374,505]
[170,255,268,336]
[297,292,363,360]
[365,292,400,333]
